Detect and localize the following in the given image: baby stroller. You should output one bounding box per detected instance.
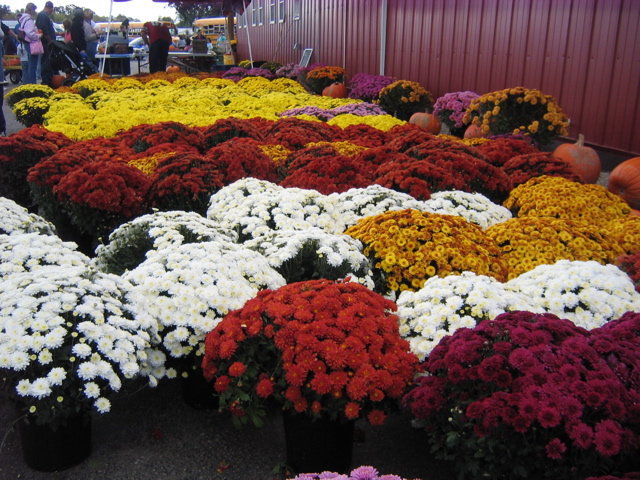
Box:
[48,40,96,86]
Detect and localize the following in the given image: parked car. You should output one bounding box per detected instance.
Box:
[128,37,148,55]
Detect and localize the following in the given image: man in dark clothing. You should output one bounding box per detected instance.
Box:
[70,8,87,54]
[141,22,172,73]
[36,0,56,87]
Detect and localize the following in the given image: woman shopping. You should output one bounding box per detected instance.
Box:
[18,2,42,84]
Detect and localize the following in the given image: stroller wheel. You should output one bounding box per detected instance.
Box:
[9,71,21,84]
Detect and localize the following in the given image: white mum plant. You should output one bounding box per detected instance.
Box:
[329,185,427,229]
[207,178,344,240]
[93,210,237,275]
[396,271,535,361]
[422,190,512,229]
[505,259,640,330]
[244,227,374,286]
[124,240,286,376]
[0,232,90,279]
[0,265,160,427]
[0,197,57,236]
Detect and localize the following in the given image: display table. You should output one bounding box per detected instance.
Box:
[167,51,219,73]
[96,53,144,76]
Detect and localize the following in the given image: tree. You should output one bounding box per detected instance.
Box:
[171,2,224,27]
[0,4,12,18]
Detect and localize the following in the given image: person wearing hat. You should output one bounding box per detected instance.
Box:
[18,2,41,84]
[36,1,56,87]
[70,7,86,53]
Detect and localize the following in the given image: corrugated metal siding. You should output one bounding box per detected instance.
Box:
[236,0,640,155]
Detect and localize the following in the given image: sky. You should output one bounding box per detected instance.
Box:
[4,0,179,22]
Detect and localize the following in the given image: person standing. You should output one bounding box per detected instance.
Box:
[141,21,171,73]
[36,1,55,87]
[83,9,98,63]
[18,2,41,85]
[70,7,86,54]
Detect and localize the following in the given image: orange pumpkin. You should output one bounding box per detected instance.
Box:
[608,157,640,209]
[464,124,483,139]
[552,134,601,183]
[52,75,67,89]
[630,209,640,217]
[409,112,441,134]
[166,66,180,73]
[322,82,347,98]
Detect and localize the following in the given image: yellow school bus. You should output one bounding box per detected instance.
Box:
[192,17,236,42]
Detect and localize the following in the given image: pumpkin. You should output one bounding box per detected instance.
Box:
[166,66,180,73]
[322,82,347,98]
[409,112,441,134]
[631,209,640,217]
[552,134,601,183]
[464,124,483,139]
[52,75,67,89]
[608,157,640,209]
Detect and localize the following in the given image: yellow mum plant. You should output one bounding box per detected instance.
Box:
[463,86,569,145]
[504,175,631,227]
[375,80,434,120]
[304,141,367,156]
[601,216,640,255]
[345,209,508,293]
[485,217,623,280]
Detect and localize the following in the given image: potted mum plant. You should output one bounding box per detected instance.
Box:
[0,263,160,472]
[403,310,640,480]
[201,279,421,474]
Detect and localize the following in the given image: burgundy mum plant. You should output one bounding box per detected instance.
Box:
[403,311,640,480]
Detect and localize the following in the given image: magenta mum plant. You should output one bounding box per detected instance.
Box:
[404,311,640,480]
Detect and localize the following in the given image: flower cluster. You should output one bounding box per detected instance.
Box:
[616,252,640,292]
[304,66,347,94]
[93,210,237,275]
[432,91,480,134]
[5,84,54,109]
[345,210,508,293]
[602,216,640,256]
[290,466,409,480]
[422,190,512,229]
[206,178,344,241]
[504,175,632,227]
[0,264,159,427]
[124,241,285,375]
[506,260,640,329]
[0,198,56,236]
[474,135,540,167]
[486,217,622,280]
[201,279,421,427]
[463,86,570,145]
[502,152,583,186]
[396,272,535,360]
[375,80,434,120]
[281,153,373,194]
[403,310,640,479]
[348,73,396,102]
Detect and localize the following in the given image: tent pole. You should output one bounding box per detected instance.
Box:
[101,0,114,77]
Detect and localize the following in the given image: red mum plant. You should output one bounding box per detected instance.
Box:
[12,124,74,149]
[65,137,137,163]
[116,121,206,153]
[502,152,583,187]
[265,117,342,150]
[385,124,436,152]
[147,152,224,215]
[197,117,266,150]
[352,146,410,170]
[201,279,421,428]
[339,124,389,147]
[616,252,640,293]
[280,154,373,194]
[404,145,513,204]
[53,160,151,240]
[374,158,465,201]
[0,135,58,209]
[475,136,540,167]
[414,136,492,163]
[404,310,640,480]
[204,138,278,185]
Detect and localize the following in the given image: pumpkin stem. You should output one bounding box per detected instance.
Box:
[576,134,585,147]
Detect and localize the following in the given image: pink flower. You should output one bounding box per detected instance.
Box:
[545,438,567,459]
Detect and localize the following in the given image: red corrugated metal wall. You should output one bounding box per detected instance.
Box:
[237,0,640,155]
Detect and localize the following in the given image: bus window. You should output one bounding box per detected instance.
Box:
[192,17,236,43]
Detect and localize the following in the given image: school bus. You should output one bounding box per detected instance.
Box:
[192,17,236,42]
[95,21,177,38]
